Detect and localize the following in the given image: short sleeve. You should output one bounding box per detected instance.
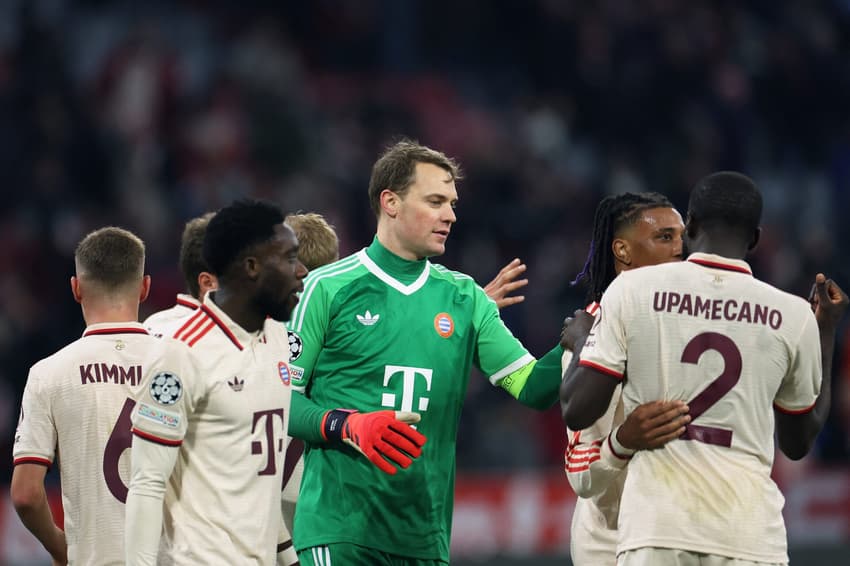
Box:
[13,364,57,465]
[774,308,821,413]
[578,275,629,379]
[131,343,201,446]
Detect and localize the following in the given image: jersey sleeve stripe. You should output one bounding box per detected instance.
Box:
[199,304,244,350]
[13,456,52,467]
[132,428,183,446]
[569,445,602,455]
[567,453,601,464]
[173,310,206,340]
[292,255,363,332]
[566,457,601,472]
[187,320,216,347]
[773,401,816,415]
[578,360,624,380]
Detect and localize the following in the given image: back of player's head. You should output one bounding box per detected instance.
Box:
[285,212,339,270]
[74,227,145,291]
[368,139,463,218]
[203,199,285,277]
[573,192,674,303]
[179,212,215,298]
[688,171,762,235]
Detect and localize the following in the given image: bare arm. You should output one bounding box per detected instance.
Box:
[483,258,528,309]
[775,274,848,460]
[10,463,66,565]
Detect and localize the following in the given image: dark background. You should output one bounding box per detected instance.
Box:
[1,0,849,561]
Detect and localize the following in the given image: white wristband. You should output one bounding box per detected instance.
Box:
[608,425,637,460]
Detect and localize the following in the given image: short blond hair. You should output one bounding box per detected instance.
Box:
[285,213,340,270]
[74,227,145,291]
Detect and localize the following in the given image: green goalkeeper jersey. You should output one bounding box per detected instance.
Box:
[287,238,534,560]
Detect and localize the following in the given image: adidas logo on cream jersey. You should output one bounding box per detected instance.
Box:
[356,311,380,326]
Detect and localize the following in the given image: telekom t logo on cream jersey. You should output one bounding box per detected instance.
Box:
[381,365,432,412]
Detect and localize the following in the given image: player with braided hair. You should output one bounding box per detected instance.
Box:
[560,192,691,566]
[562,173,848,565]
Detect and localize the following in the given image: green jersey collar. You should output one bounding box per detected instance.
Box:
[362,237,431,294]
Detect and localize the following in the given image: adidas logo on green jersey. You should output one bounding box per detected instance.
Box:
[356,310,380,326]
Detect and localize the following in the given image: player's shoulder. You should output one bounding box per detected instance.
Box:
[429,262,478,288]
[302,251,368,290]
[750,277,813,314]
[28,338,83,377]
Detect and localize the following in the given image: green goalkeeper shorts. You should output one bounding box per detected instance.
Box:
[298,543,448,566]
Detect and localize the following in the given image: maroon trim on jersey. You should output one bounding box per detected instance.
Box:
[607,433,633,461]
[13,456,51,467]
[578,359,624,380]
[277,540,293,553]
[132,428,183,447]
[175,297,200,309]
[585,301,600,315]
[773,401,816,415]
[687,258,752,275]
[199,304,244,350]
[83,327,149,337]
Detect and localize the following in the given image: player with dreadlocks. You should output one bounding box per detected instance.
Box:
[559,192,692,566]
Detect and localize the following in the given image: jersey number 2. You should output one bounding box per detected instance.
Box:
[680,332,742,447]
[103,397,136,503]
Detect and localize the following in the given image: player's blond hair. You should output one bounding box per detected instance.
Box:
[74,227,145,291]
[285,213,340,270]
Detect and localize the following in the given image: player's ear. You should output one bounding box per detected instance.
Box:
[198,272,217,296]
[243,256,260,280]
[140,275,151,303]
[70,276,82,304]
[747,226,761,252]
[380,189,400,218]
[612,238,631,267]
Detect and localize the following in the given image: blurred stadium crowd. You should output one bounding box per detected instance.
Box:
[2,0,850,482]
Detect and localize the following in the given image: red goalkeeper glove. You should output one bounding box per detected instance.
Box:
[322,409,427,475]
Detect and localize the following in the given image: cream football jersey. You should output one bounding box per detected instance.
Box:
[143,294,200,338]
[578,252,821,563]
[13,322,195,565]
[131,295,293,565]
[563,301,628,566]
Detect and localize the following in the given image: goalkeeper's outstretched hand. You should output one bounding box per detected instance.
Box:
[323,410,427,475]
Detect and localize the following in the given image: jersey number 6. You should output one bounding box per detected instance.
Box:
[680,332,742,447]
[103,397,136,503]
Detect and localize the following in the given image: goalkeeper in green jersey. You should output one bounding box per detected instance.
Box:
[286,140,566,565]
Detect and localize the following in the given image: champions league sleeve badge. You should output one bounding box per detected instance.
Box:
[150,372,183,405]
[287,331,303,361]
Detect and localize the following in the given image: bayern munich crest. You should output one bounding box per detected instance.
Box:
[287,330,303,361]
[150,372,182,405]
[278,362,291,386]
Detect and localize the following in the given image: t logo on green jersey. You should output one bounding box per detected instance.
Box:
[381,365,432,413]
